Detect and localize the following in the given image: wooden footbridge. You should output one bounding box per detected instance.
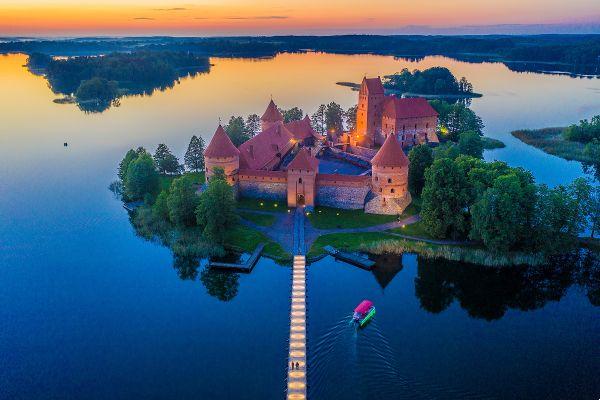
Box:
[287,208,308,399]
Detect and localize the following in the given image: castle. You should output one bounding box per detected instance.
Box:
[204,76,439,215]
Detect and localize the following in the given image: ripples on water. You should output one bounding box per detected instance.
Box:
[308,313,495,400]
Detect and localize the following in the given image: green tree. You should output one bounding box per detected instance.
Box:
[245,114,261,137]
[224,116,249,146]
[590,186,600,238]
[421,158,470,239]
[584,139,600,161]
[408,144,434,195]
[118,149,138,182]
[184,135,205,172]
[75,77,118,101]
[280,107,303,123]
[153,144,180,174]
[152,189,170,221]
[311,104,327,135]
[470,173,536,253]
[325,102,344,136]
[167,176,200,227]
[195,168,238,245]
[458,131,484,158]
[430,100,484,141]
[433,142,460,160]
[125,153,159,200]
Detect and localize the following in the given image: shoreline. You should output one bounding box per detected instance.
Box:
[511,127,596,163]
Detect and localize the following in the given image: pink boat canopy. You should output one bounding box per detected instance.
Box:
[354,300,373,314]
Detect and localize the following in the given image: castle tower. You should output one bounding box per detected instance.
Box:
[286,148,319,208]
[204,124,240,186]
[367,134,412,215]
[261,99,284,131]
[355,76,385,147]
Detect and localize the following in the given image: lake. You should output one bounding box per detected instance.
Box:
[0,51,599,399]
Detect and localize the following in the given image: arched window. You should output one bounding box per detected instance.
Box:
[387,178,392,183]
[426,123,429,129]
[391,188,395,193]
[375,176,378,181]
[298,178,303,184]
[379,188,382,193]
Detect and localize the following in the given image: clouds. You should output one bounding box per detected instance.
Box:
[133,17,155,20]
[153,8,188,12]
[225,16,289,20]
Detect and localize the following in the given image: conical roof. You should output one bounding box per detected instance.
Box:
[261,100,284,123]
[287,148,319,171]
[204,125,240,158]
[371,134,408,168]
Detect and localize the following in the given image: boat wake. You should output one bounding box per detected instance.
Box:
[308,314,495,400]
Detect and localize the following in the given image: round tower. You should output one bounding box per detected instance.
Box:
[368,134,411,214]
[204,125,240,186]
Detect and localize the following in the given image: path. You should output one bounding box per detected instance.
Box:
[287,209,307,399]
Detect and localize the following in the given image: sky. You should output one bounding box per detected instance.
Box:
[1,0,599,37]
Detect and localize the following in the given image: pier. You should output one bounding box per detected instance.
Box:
[208,243,265,272]
[323,245,375,270]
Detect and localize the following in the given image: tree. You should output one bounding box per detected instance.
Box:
[152,189,170,221]
[195,168,238,245]
[421,158,470,239]
[325,102,344,137]
[590,186,600,238]
[118,149,138,182]
[75,77,118,101]
[470,173,536,253]
[167,176,200,227]
[345,105,358,132]
[430,100,484,141]
[311,104,326,135]
[408,144,434,195]
[184,135,205,172]
[458,131,484,158]
[584,139,600,161]
[125,153,159,200]
[224,116,249,146]
[280,107,303,123]
[245,114,261,137]
[153,144,180,174]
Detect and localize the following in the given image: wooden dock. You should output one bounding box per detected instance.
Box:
[323,245,375,270]
[287,255,307,400]
[208,243,265,272]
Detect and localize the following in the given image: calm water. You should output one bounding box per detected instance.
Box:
[1,52,599,399]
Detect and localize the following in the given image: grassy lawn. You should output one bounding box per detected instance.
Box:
[239,211,277,227]
[511,127,594,163]
[307,232,398,258]
[158,171,205,192]
[225,225,291,263]
[307,201,420,230]
[237,197,288,213]
[388,220,434,239]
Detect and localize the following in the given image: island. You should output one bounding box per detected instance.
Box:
[114,76,599,273]
[27,50,210,112]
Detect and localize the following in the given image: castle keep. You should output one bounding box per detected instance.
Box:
[204,76,439,214]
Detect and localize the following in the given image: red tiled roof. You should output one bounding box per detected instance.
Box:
[317,174,370,184]
[261,99,284,122]
[238,123,295,170]
[383,96,438,119]
[361,77,384,94]
[284,115,318,140]
[287,148,319,171]
[204,125,240,158]
[371,134,409,168]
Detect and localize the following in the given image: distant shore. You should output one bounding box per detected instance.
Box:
[511,127,596,163]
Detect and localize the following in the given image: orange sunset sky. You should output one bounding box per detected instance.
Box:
[1,0,599,36]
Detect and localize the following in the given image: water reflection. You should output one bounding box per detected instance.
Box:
[199,269,240,302]
[414,251,599,320]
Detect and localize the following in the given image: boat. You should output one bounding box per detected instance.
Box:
[353,300,376,327]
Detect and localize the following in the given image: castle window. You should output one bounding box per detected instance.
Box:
[375,176,378,181]
[387,178,392,183]
[426,123,429,129]
[379,188,382,193]
[391,188,395,193]
[299,178,303,184]
[415,124,417,129]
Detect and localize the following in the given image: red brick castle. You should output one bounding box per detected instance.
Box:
[204,76,438,214]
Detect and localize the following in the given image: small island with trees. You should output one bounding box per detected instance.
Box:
[337,67,482,100]
[27,50,210,112]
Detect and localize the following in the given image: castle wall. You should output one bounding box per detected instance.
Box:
[316,175,371,209]
[238,171,287,200]
[382,115,438,147]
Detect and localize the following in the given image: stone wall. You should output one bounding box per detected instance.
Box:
[238,180,287,200]
[316,184,370,210]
